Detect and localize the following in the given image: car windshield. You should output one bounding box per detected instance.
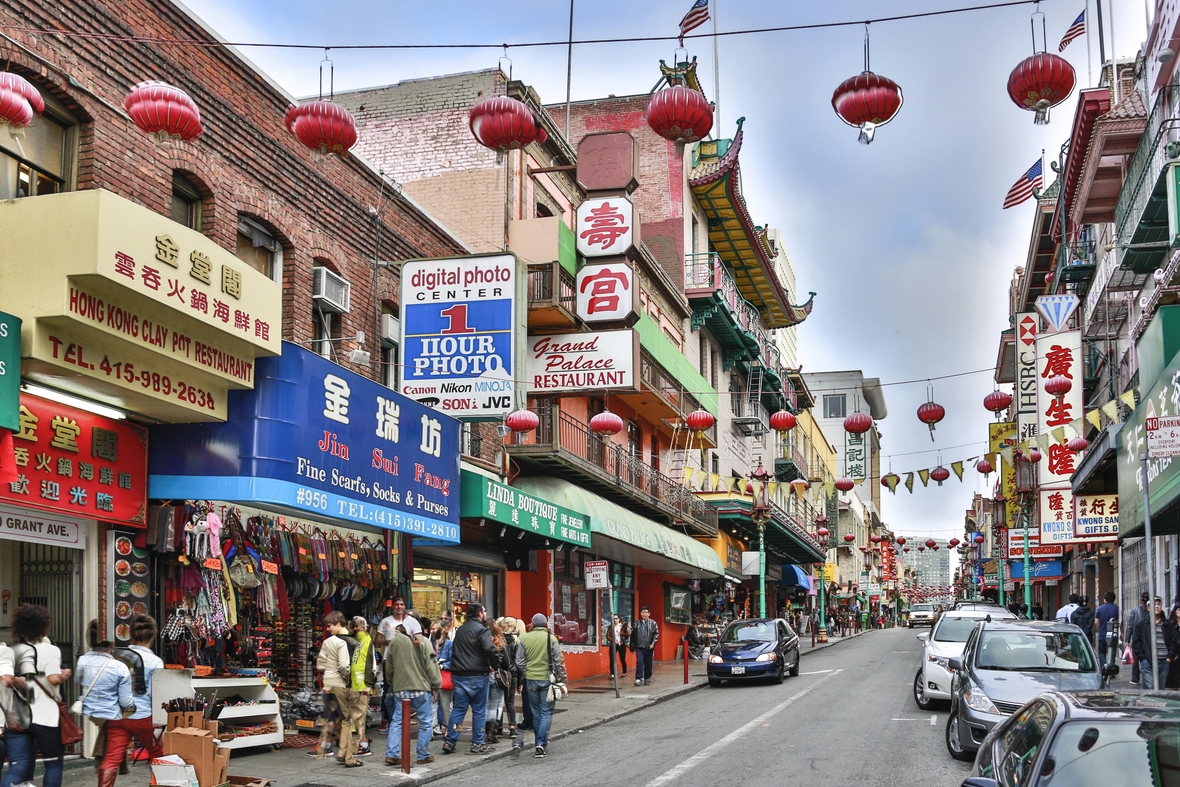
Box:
[913,605,933,612]
[723,621,776,643]
[934,617,982,643]
[1041,720,1180,787]
[976,631,1096,672]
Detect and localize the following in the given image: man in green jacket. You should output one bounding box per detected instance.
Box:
[383,623,442,766]
[513,614,566,759]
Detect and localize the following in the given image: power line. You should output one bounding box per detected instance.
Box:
[0,1,1041,53]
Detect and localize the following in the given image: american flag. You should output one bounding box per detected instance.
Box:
[679,0,710,45]
[1002,160,1043,209]
[1059,10,1085,52]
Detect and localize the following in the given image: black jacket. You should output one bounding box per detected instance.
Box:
[1070,606,1096,642]
[449,618,501,676]
[1130,605,1154,659]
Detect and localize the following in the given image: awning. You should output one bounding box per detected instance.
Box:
[779,564,810,587]
[1071,422,1121,495]
[513,476,724,578]
[459,469,591,548]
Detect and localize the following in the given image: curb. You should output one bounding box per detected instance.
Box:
[396,628,875,785]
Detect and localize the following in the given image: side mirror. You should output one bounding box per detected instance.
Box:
[961,779,1001,787]
[948,657,964,672]
[917,633,929,641]
[1102,663,1121,678]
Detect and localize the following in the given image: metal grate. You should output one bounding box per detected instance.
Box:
[993,700,1023,715]
[19,542,80,710]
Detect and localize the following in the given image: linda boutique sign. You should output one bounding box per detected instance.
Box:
[149,342,461,541]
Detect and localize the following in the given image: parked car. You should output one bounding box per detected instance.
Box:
[945,620,1112,761]
[961,690,1180,787]
[953,601,1009,612]
[908,603,937,628]
[707,618,799,686]
[914,609,1017,711]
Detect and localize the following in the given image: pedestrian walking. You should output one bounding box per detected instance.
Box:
[1132,598,1168,690]
[442,603,500,756]
[1167,606,1180,690]
[314,610,365,767]
[1055,593,1080,624]
[1127,593,1149,685]
[375,597,420,734]
[1070,596,1096,645]
[430,613,455,736]
[106,614,166,771]
[76,619,133,786]
[382,621,440,767]
[496,618,522,740]
[2,604,71,787]
[512,613,566,759]
[630,606,659,686]
[1094,592,1119,670]
[606,614,630,678]
[347,616,377,756]
[484,619,508,744]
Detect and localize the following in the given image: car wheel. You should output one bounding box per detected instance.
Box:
[914,669,934,711]
[945,710,974,762]
[708,677,722,687]
[788,652,800,677]
[773,662,785,684]
[908,622,913,628]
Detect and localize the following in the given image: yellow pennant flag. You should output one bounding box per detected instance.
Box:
[767,481,778,498]
[883,474,900,494]
[1052,426,1067,444]
[684,467,695,487]
[710,473,721,492]
[1120,390,1138,410]
[824,481,836,498]
[904,473,914,494]
[951,461,964,480]
[1000,446,1014,466]
[1101,400,1120,424]
[918,469,931,487]
[1037,433,1053,451]
[1086,409,1102,430]
[853,477,866,486]
[750,480,763,499]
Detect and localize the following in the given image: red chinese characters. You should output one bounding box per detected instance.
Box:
[1046,490,1066,520]
[2,394,148,527]
[1040,344,1074,380]
[575,197,635,257]
[575,262,635,322]
[1046,443,1075,476]
[580,269,628,314]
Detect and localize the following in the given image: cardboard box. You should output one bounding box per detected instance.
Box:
[151,763,199,787]
[162,726,229,787]
[224,776,273,787]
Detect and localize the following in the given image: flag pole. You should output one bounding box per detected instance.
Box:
[712,0,720,137]
[1085,0,1092,86]
[564,0,574,136]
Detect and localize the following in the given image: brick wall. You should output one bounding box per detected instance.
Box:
[0,0,465,381]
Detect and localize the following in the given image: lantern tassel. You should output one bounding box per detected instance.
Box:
[858,121,877,145]
[1034,99,1051,125]
[928,423,936,441]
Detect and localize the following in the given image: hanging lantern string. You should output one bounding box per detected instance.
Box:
[863,22,870,73]
[1030,1,1046,54]
[0,0,1043,53]
[319,48,333,100]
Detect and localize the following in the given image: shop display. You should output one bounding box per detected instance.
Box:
[108,529,153,648]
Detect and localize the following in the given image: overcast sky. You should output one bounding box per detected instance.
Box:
[183,0,1148,542]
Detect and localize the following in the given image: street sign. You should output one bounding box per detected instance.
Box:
[584,560,610,590]
[0,311,19,433]
[1147,415,1180,458]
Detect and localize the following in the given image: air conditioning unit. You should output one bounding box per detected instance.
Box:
[381,313,400,343]
[313,267,351,313]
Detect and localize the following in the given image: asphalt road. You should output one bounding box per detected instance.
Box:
[430,626,971,787]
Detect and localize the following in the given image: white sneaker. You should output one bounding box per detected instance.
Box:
[634,679,642,686]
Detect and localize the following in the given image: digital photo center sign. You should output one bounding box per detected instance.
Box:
[149,342,461,541]
[400,253,521,419]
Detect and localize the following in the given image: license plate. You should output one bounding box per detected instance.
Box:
[731,665,745,675]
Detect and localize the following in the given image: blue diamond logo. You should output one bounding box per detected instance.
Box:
[1034,295,1079,333]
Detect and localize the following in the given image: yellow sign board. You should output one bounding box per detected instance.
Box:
[989,422,1019,526]
[0,190,282,422]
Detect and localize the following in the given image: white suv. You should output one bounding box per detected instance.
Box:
[913,609,1016,710]
[907,603,936,628]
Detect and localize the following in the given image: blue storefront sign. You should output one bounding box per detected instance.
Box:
[150,342,460,541]
[1007,560,1063,579]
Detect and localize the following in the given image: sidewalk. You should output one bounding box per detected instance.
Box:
[41,630,869,787]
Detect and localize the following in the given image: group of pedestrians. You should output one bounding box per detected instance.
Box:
[312,600,569,765]
[1124,592,1180,690]
[0,603,163,787]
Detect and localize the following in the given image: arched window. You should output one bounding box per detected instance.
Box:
[171,173,203,230]
[0,88,74,199]
[235,215,283,280]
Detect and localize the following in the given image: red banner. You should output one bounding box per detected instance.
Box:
[0,394,147,527]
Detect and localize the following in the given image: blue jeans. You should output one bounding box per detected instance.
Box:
[445,675,489,746]
[1142,658,1170,690]
[385,693,434,761]
[2,725,63,787]
[524,680,554,748]
[635,647,654,680]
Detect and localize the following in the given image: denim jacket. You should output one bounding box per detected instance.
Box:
[76,651,133,721]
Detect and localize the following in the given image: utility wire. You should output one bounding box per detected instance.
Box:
[0,1,1041,53]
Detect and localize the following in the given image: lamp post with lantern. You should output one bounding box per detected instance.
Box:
[749,462,774,619]
[814,521,830,643]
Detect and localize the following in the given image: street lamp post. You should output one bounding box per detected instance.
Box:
[750,463,773,619]
[814,522,830,644]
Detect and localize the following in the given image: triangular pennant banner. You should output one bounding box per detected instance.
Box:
[951,461,964,480]
[918,469,930,487]
[904,473,914,494]
[1120,390,1138,410]
[767,482,778,498]
[1052,426,1067,444]
[1086,409,1102,430]
[684,467,695,487]
[884,474,899,494]
[1101,400,1120,423]
[1038,433,1053,450]
[709,473,720,492]
[824,481,835,498]
[1000,447,1014,466]
[854,478,866,486]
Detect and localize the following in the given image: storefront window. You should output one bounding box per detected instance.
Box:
[553,550,597,645]
[666,584,691,625]
[410,568,492,624]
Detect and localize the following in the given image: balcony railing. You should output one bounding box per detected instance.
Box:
[460,422,500,468]
[1115,83,1179,272]
[508,406,718,535]
[527,262,577,327]
[685,253,761,338]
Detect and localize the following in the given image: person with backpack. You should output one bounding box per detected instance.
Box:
[314,611,364,768]
[2,604,71,787]
[382,620,440,766]
[348,617,377,757]
[76,620,132,787]
[1071,596,1096,645]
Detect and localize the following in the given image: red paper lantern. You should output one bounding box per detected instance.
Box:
[1027,446,1043,463]
[882,472,900,490]
[976,459,994,475]
[1007,52,1076,124]
[831,72,903,144]
[903,547,910,553]
[918,546,926,552]
[896,537,906,546]
[769,410,797,432]
[870,535,882,544]
[646,85,714,143]
[1067,436,1088,453]
[469,95,546,153]
[124,81,203,142]
[1044,375,1072,397]
[930,466,950,485]
[844,411,872,434]
[948,538,960,548]
[590,410,624,437]
[284,100,357,158]
[504,409,539,434]
[0,72,44,129]
[925,539,937,549]
[686,409,715,432]
[859,546,868,553]
[790,479,810,495]
[815,527,830,541]
[843,534,856,543]
[974,533,985,544]
[984,390,1012,415]
[835,477,855,492]
[917,401,945,440]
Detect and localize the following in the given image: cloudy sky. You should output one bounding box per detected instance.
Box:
[183,0,1148,541]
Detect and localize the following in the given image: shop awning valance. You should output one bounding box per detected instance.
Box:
[779,564,810,587]
[460,469,590,547]
[513,477,724,578]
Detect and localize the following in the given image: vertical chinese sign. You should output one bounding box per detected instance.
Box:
[1035,330,1081,544]
[0,312,21,484]
[989,422,1019,529]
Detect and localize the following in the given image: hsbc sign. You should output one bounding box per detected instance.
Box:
[1016,312,1038,441]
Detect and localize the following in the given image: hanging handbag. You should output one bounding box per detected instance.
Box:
[225,512,261,589]
[545,631,567,703]
[32,676,83,746]
[1,679,33,732]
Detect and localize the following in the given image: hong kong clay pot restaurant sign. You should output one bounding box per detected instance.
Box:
[149,342,461,541]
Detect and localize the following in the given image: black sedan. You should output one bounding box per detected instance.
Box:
[962,690,1180,787]
[707,618,799,686]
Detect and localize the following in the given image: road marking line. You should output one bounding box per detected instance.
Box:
[891,718,917,721]
[642,669,843,787]
[930,715,938,726]
[801,670,833,675]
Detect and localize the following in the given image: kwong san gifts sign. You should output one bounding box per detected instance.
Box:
[527,330,639,393]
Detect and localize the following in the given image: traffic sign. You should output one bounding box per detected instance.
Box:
[1147,415,1180,458]
[584,560,610,589]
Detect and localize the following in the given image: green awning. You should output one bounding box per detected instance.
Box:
[460,470,590,547]
[635,313,718,416]
[513,476,724,578]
